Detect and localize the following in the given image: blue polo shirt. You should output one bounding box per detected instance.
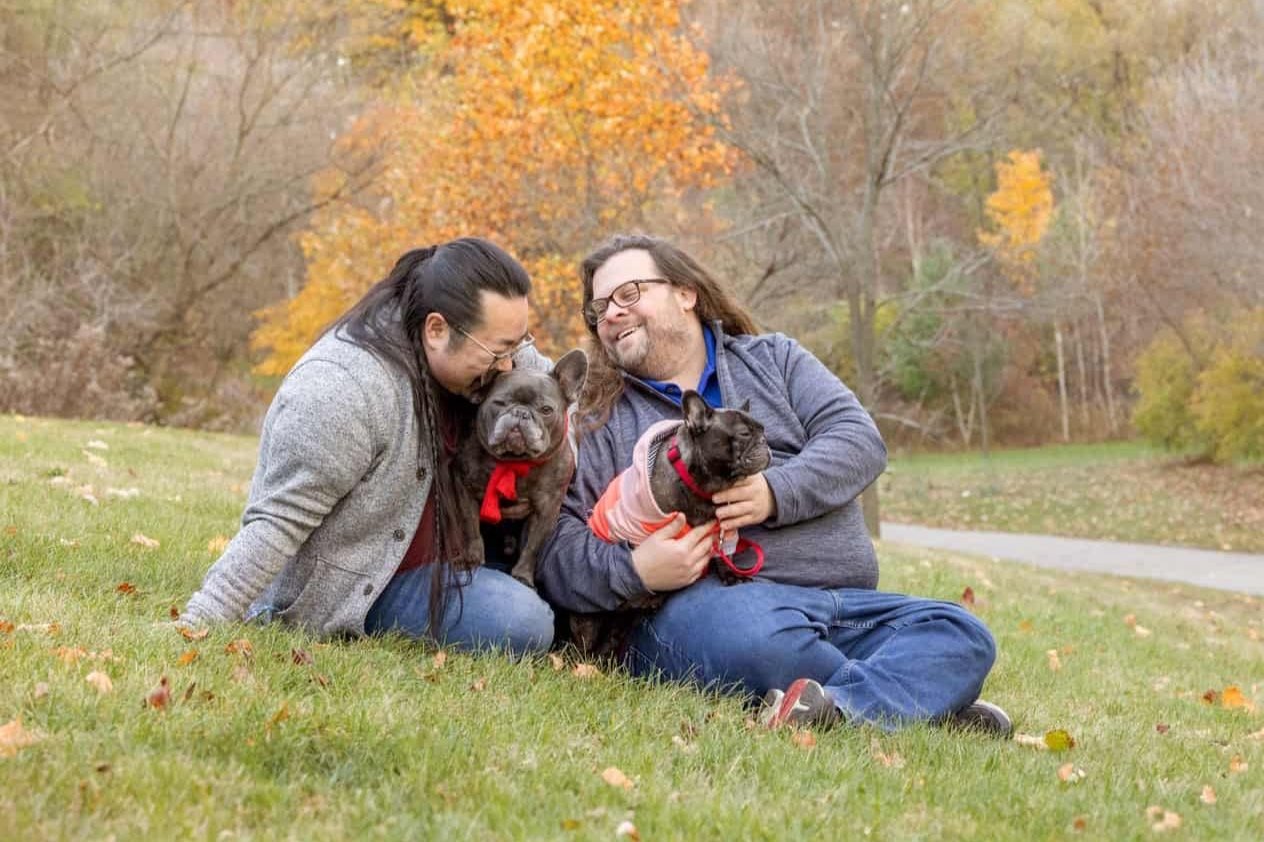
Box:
[642,325,723,408]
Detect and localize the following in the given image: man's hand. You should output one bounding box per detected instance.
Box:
[712,473,777,532]
[630,514,712,592]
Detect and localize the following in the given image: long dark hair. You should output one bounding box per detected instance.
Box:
[578,233,758,430]
[327,237,531,633]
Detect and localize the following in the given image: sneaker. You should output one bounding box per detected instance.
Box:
[759,678,841,729]
[946,699,1013,738]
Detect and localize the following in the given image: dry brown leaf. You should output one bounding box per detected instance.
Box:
[1047,649,1062,671]
[116,582,137,596]
[130,533,159,549]
[601,767,634,790]
[868,738,903,766]
[1202,689,1219,705]
[547,653,565,671]
[1221,685,1256,712]
[267,703,291,730]
[469,677,487,692]
[572,663,602,679]
[3,526,15,536]
[960,586,976,608]
[291,648,314,666]
[615,820,640,840]
[0,718,44,757]
[168,605,180,620]
[178,626,209,641]
[1124,613,1137,628]
[1228,755,1248,774]
[177,650,198,666]
[792,729,818,750]
[54,646,88,664]
[1146,806,1182,832]
[432,651,448,670]
[1057,763,1086,783]
[85,671,114,694]
[1071,817,1088,832]
[1018,619,1034,633]
[145,675,171,710]
[0,620,14,634]
[224,639,253,658]
[206,535,230,555]
[1200,785,1217,805]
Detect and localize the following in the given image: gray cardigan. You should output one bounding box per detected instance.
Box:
[536,325,886,613]
[181,324,548,637]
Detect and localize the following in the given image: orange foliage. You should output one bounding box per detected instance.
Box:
[978,149,1054,292]
[253,0,736,374]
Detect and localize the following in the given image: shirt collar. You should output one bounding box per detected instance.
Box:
[641,324,719,405]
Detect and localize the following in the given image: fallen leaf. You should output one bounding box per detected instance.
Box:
[178,627,208,641]
[572,663,602,679]
[0,620,13,634]
[130,533,159,549]
[1018,620,1034,633]
[547,653,565,671]
[116,582,137,596]
[1047,649,1062,671]
[85,671,114,694]
[224,639,253,658]
[3,526,16,537]
[792,729,818,750]
[615,820,640,840]
[169,605,180,620]
[1155,723,1170,734]
[1145,806,1182,832]
[54,646,88,664]
[1044,729,1076,752]
[1200,785,1217,805]
[206,535,230,554]
[432,651,448,670]
[177,650,198,666]
[560,818,581,831]
[1228,755,1248,774]
[601,767,634,790]
[960,586,975,608]
[1202,689,1220,705]
[0,718,44,757]
[1072,816,1088,832]
[1057,763,1086,783]
[145,676,171,710]
[310,673,331,688]
[267,703,290,730]
[1124,613,1137,628]
[291,648,314,666]
[1221,686,1255,712]
[469,677,487,692]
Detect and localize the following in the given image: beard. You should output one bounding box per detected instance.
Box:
[604,314,695,381]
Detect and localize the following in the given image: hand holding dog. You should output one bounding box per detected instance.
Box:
[630,513,713,592]
[712,473,776,532]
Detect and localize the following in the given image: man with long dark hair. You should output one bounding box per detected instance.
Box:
[181,238,554,654]
[536,234,1012,733]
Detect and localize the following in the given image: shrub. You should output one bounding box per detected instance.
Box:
[1192,310,1264,461]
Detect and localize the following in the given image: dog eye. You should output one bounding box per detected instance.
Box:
[540,405,555,415]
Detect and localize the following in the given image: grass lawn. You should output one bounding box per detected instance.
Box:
[3,415,1263,840]
[881,441,1264,553]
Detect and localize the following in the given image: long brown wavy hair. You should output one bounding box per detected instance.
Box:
[577,234,758,432]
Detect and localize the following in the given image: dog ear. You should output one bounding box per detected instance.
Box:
[682,390,714,434]
[551,348,589,405]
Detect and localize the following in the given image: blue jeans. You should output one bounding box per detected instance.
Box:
[624,576,996,729]
[365,564,554,656]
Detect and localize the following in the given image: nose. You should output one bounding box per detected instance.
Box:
[494,355,513,373]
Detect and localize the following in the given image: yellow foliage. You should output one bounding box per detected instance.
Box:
[254,0,736,374]
[978,149,1054,291]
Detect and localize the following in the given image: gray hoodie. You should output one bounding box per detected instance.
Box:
[536,325,886,614]
[181,324,548,637]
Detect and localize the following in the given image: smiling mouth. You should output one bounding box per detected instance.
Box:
[615,326,641,341]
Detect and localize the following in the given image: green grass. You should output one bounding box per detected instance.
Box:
[882,441,1264,552]
[3,415,1263,840]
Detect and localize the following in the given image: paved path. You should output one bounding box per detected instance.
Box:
[879,523,1264,596]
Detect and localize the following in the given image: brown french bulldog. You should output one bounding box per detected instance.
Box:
[454,349,588,587]
[570,389,772,655]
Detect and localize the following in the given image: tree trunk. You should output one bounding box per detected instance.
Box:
[1095,292,1119,433]
[1055,322,1070,441]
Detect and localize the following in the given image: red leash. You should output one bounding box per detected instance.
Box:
[666,435,765,579]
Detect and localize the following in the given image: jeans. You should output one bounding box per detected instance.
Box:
[365,563,554,656]
[624,576,996,729]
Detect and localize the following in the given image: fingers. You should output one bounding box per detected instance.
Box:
[710,476,756,506]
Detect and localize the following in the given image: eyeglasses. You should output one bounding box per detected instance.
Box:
[453,325,536,366]
[584,279,670,326]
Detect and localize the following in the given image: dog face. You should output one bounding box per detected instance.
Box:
[678,390,772,488]
[474,349,588,459]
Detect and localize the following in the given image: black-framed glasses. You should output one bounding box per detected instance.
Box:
[453,325,536,365]
[584,279,670,325]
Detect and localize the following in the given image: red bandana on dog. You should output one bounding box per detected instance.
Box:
[479,459,543,524]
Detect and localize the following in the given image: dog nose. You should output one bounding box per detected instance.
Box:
[511,406,532,422]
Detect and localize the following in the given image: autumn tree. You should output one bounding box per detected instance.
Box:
[253,0,735,374]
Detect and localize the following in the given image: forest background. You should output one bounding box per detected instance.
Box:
[3,0,1261,482]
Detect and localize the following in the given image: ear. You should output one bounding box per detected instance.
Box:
[675,285,697,312]
[422,312,450,352]
[739,399,751,413]
[682,390,713,434]
[551,348,589,405]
